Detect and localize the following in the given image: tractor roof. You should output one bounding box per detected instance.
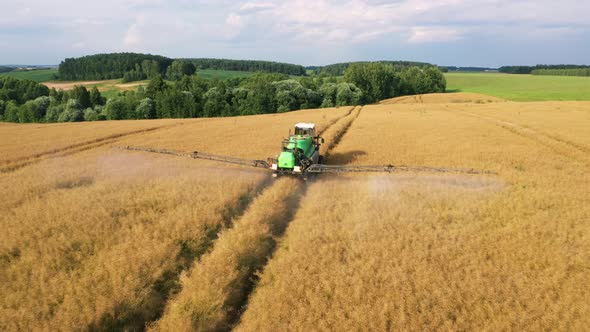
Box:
[295,123,315,130]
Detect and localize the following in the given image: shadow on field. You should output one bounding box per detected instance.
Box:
[325,150,367,164]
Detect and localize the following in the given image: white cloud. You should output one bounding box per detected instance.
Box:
[1,0,589,65]
[239,2,275,12]
[124,23,142,48]
[408,26,461,43]
[224,13,246,38]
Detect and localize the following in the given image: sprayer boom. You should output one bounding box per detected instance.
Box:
[116,146,270,169]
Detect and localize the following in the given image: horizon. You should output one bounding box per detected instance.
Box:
[1,56,589,69]
[2,0,589,67]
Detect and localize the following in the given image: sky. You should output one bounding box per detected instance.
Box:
[1,0,589,67]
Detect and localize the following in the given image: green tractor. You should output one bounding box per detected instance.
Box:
[118,123,493,178]
[270,123,324,176]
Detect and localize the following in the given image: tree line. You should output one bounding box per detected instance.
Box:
[310,61,433,76]
[531,68,590,77]
[0,76,106,123]
[57,53,307,82]
[1,63,446,123]
[58,53,173,80]
[499,64,590,74]
[184,58,306,76]
[442,66,497,72]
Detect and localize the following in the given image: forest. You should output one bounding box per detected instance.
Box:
[531,68,590,77]
[58,53,173,80]
[57,53,307,81]
[1,62,446,123]
[184,58,306,76]
[311,61,433,76]
[499,64,590,74]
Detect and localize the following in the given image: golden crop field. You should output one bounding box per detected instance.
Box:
[2,94,589,331]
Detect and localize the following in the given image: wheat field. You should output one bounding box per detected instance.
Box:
[2,95,590,331]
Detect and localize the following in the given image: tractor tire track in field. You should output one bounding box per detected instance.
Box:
[0,124,180,174]
[317,106,355,136]
[147,106,364,331]
[455,110,590,164]
[222,106,363,328]
[322,105,363,158]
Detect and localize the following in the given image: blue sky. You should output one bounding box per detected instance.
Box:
[1,0,589,67]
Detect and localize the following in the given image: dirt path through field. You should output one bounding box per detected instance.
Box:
[42,80,119,91]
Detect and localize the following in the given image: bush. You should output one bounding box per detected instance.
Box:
[104,98,128,120]
[45,104,64,123]
[83,108,99,121]
[4,101,20,122]
[136,97,156,119]
[336,83,362,106]
[272,79,309,112]
[58,99,84,122]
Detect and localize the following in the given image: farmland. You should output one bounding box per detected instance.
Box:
[0,69,57,82]
[445,72,590,101]
[1,94,590,330]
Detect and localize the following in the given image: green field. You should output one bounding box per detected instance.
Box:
[445,72,590,101]
[0,69,57,82]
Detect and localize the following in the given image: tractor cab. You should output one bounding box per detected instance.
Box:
[294,123,315,137]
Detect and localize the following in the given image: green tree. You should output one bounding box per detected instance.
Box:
[104,98,127,120]
[423,66,446,92]
[58,99,84,122]
[4,102,19,122]
[136,97,156,119]
[272,79,308,113]
[319,83,337,107]
[142,60,161,79]
[0,100,5,120]
[146,75,166,98]
[336,83,362,106]
[83,108,99,121]
[203,87,229,117]
[344,63,398,103]
[89,86,106,106]
[166,60,196,80]
[70,86,91,109]
[45,104,64,123]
